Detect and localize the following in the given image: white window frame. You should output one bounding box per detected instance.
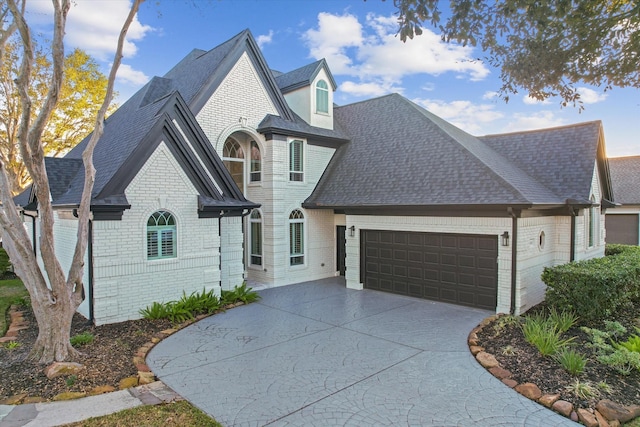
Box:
[147,210,177,260]
[587,195,597,248]
[249,140,261,183]
[289,139,304,182]
[289,209,305,266]
[223,137,245,194]
[315,79,329,114]
[249,209,263,267]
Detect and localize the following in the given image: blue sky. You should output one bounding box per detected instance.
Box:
[27,0,639,157]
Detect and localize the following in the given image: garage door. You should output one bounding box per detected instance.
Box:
[362,230,498,310]
[606,214,639,245]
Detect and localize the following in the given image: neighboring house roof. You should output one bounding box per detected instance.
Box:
[304,94,608,212]
[273,59,338,93]
[480,121,612,205]
[609,155,640,205]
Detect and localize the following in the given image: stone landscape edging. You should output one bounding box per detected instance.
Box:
[469,314,640,427]
[0,301,245,404]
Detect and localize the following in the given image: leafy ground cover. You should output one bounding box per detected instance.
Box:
[477,303,640,415]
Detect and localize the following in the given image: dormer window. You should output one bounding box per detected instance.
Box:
[316,80,329,114]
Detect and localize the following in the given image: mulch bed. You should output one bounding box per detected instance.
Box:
[0,306,171,401]
[476,304,640,410]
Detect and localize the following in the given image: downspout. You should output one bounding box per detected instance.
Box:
[570,210,576,262]
[88,219,94,323]
[22,211,38,255]
[508,208,518,315]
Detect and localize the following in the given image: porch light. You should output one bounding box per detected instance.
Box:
[349,225,356,237]
[501,231,510,247]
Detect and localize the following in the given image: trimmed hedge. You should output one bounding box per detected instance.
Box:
[542,245,640,322]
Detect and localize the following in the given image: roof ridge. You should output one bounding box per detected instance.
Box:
[480,120,601,138]
[403,97,562,204]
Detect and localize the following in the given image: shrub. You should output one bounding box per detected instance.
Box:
[140,302,170,320]
[0,248,11,275]
[221,282,260,305]
[547,307,578,333]
[70,332,95,347]
[565,379,599,400]
[554,348,587,376]
[598,348,640,375]
[613,328,640,353]
[542,246,640,322]
[521,314,574,356]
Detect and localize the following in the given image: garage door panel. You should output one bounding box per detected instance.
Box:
[363,230,497,310]
[606,214,639,245]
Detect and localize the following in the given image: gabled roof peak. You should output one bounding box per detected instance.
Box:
[275,58,337,93]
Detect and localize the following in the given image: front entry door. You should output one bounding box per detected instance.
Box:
[337,226,346,276]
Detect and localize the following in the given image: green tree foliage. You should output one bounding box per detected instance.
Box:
[392,0,640,106]
[0,39,114,194]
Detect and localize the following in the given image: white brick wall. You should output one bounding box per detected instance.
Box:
[91,142,220,325]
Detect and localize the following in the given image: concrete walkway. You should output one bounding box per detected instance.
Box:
[148,278,576,426]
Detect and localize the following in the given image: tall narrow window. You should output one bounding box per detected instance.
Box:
[147,211,176,260]
[223,138,244,192]
[316,80,329,113]
[588,196,596,247]
[250,209,262,266]
[289,209,304,266]
[250,140,261,182]
[289,139,304,182]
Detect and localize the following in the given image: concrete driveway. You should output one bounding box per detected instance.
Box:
[147,278,576,426]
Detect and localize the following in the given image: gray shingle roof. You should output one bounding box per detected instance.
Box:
[479,121,606,204]
[305,94,603,209]
[609,155,640,204]
[274,59,337,93]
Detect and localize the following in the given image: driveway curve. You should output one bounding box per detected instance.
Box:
[147,278,576,426]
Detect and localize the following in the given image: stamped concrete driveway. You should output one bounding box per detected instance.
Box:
[147,278,576,426]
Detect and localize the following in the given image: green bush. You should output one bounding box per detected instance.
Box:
[614,328,640,353]
[521,313,574,356]
[221,282,260,305]
[140,288,221,323]
[554,348,587,376]
[70,331,95,347]
[0,248,11,275]
[542,246,640,322]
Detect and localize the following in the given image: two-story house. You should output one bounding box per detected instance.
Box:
[16,30,613,325]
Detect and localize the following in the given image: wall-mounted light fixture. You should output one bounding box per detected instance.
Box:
[349,225,356,237]
[501,231,510,247]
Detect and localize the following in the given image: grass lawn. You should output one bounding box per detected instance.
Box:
[62,400,222,427]
[0,277,28,336]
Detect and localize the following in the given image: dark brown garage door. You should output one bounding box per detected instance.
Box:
[362,230,498,310]
[606,214,639,245]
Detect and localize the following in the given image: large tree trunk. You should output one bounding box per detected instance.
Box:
[30,292,78,362]
[0,0,143,364]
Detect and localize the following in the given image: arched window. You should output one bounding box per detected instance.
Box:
[289,209,305,266]
[223,138,244,192]
[250,140,261,182]
[316,79,329,114]
[250,209,262,266]
[147,211,176,259]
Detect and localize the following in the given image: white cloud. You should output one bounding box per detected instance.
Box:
[27,0,154,61]
[256,30,274,49]
[116,64,149,86]
[577,87,608,104]
[503,111,566,132]
[303,12,489,84]
[523,95,552,105]
[482,91,499,100]
[302,12,363,74]
[340,80,402,98]
[413,98,504,133]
